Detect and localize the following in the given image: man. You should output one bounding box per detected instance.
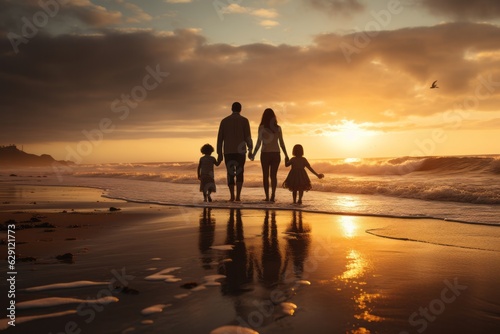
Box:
[217,102,253,201]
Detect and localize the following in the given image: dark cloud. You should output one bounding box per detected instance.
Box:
[421,0,500,20]
[0,0,121,36]
[305,0,365,16]
[1,21,500,145]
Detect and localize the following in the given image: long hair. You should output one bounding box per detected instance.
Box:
[259,108,278,133]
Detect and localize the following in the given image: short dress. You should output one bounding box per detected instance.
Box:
[199,156,217,193]
[283,157,312,191]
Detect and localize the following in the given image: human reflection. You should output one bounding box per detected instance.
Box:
[218,209,254,295]
[255,210,283,288]
[285,210,311,280]
[199,207,216,270]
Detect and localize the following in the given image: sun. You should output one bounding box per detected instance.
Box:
[331,120,375,152]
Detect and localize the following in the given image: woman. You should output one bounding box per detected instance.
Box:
[251,108,289,202]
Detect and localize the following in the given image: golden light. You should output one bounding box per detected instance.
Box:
[340,216,358,239]
[329,120,377,154]
[344,157,361,164]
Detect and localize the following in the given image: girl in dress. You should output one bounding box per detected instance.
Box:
[283,144,324,204]
[197,144,221,202]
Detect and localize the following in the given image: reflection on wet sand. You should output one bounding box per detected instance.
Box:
[201,209,313,331]
[335,217,384,333]
[255,210,283,289]
[218,208,254,295]
[199,207,216,270]
[284,210,311,281]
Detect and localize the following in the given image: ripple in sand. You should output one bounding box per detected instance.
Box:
[174,293,190,299]
[145,267,181,280]
[164,276,182,283]
[191,285,207,292]
[210,245,234,251]
[25,280,110,292]
[0,310,77,331]
[280,302,298,316]
[210,325,259,334]
[204,274,226,287]
[141,320,154,325]
[295,280,311,286]
[150,257,162,261]
[17,296,118,310]
[141,304,171,315]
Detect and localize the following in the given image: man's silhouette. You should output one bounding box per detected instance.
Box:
[217,102,253,201]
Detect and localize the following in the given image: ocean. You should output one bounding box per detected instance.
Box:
[1,155,498,225]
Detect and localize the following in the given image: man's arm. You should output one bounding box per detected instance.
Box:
[244,119,253,158]
[216,121,224,162]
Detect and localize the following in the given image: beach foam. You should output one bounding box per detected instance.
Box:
[141,304,171,315]
[17,296,119,309]
[25,280,110,292]
[210,325,259,334]
[144,267,181,280]
[0,310,77,331]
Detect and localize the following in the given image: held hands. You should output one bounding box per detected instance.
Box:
[248,152,254,161]
[317,173,324,179]
[217,155,223,164]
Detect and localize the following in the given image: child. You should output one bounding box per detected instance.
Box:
[283,144,324,204]
[197,144,221,202]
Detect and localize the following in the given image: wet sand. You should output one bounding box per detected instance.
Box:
[1,186,499,334]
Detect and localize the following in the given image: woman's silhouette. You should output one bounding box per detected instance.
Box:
[255,210,283,289]
[251,108,289,202]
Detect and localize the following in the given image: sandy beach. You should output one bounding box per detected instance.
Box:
[1,185,499,334]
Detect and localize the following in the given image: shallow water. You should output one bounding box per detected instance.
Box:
[3,203,500,334]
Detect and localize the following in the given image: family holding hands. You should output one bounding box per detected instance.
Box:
[197,102,324,204]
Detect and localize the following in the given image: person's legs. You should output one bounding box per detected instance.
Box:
[261,153,270,201]
[298,190,304,204]
[292,190,297,204]
[226,153,246,201]
[224,154,237,201]
[269,153,281,202]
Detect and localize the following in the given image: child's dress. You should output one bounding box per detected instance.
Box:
[283,157,312,191]
[199,155,217,193]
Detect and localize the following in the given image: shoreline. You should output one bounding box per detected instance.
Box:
[1,185,499,333]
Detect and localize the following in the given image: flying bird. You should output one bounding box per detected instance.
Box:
[430,80,439,89]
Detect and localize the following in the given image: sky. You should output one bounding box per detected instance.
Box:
[1,0,500,163]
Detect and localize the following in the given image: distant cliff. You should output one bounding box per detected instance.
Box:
[0,145,73,167]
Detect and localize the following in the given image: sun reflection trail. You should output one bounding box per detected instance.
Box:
[340,216,358,239]
[335,195,361,209]
[335,248,384,333]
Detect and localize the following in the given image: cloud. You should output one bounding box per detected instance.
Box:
[220,4,280,27]
[0,0,122,35]
[421,0,500,20]
[165,0,192,3]
[259,20,280,28]
[121,2,153,23]
[1,22,500,146]
[305,0,365,17]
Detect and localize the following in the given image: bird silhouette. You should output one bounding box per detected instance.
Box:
[430,80,439,89]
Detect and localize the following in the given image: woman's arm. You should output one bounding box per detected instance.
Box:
[252,127,262,159]
[278,127,289,159]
